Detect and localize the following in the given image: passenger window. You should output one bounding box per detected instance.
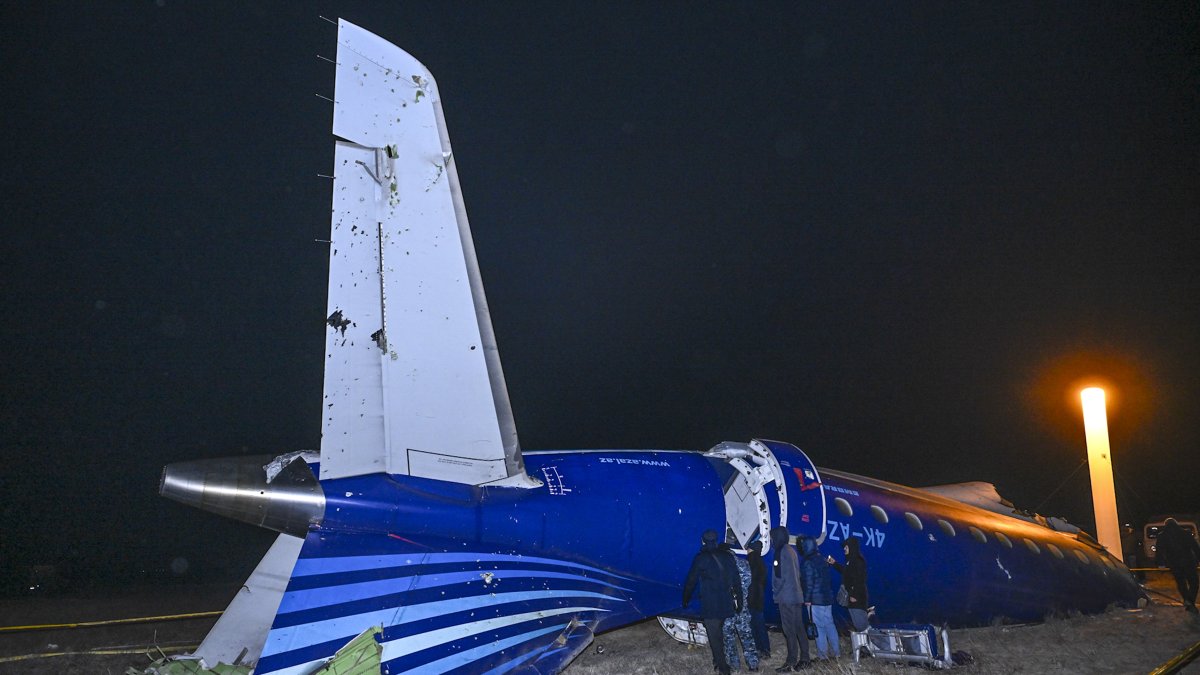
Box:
[905,512,923,531]
[994,532,1012,548]
[1024,538,1040,554]
[937,519,956,537]
[834,498,853,517]
[969,526,987,543]
[1046,543,1064,559]
[870,505,889,524]
[1073,550,1090,564]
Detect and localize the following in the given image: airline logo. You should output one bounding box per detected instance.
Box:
[794,467,823,492]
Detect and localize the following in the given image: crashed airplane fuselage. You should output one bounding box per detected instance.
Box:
[161,19,1145,675]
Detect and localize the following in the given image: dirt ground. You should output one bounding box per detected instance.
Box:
[573,573,1200,674]
[0,581,229,674]
[1,572,1197,674]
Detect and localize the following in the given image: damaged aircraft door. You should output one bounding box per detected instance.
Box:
[703,439,827,554]
[755,438,826,545]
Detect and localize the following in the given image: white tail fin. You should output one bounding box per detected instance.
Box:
[320,20,532,486]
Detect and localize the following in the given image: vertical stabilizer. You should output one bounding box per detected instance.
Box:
[321,20,532,486]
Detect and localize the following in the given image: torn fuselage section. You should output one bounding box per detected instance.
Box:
[160,452,325,537]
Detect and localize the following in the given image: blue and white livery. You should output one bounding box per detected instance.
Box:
[160,19,1145,675]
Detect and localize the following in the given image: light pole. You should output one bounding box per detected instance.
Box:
[1081,387,1121,559]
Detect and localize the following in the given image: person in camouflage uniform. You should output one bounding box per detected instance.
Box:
[723,544,761,671]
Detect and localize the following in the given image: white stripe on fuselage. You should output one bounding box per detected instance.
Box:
[263,590,619,656]
[392,623,566,674]
[278,569,630,614]
[290,550,630,579]
[378,606,609,662]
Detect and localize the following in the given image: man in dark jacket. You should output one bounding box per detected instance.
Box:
[798,535,838,660]
[746,540,771,658]
[770,526,809,671]
[1156,518,1200,613]
[684,529,744,674]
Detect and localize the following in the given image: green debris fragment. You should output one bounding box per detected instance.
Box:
[315,625,383,674]
[425,164,444,192]
[130,627,382,675]
[411,75,428,103]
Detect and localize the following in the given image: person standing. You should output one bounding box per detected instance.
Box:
[746,541,771,658]
[684,529,744,674]
[829,537,870,631]
[1121,525,1143,580]
[1156,518,1200,614]
[770,526,810,671]
[798,535,839,660]
[722,543,761,672]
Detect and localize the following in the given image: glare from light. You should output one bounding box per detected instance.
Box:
[1081,387,1107,431]
[1081,387,1122,560]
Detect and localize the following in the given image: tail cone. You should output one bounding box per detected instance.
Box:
[160,454,325,537]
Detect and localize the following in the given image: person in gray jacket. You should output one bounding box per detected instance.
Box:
[770,527,810,671]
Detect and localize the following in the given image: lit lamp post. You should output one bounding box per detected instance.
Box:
[1081,387,1122,560]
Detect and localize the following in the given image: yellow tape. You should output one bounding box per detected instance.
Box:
[0,611,221,633]
[0,644,197,663]
[1149,637,1200,675]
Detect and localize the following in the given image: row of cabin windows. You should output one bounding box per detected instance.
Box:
[830,496,1113,570]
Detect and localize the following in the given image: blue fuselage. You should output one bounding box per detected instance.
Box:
[312,444,1142,633]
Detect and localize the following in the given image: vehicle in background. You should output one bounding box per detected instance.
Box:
[1143,515,1200,567]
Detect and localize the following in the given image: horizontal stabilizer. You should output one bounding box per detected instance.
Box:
[920,481,1080,533]
[920,481,1012,514]
[192,534,304,669]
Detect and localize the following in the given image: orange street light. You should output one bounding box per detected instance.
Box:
[1081,387,1121,560]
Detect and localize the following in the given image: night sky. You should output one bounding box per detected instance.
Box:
[2,3,1197,590]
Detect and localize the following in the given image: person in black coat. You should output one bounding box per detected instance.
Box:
[746,540,771,658]
[1156,518,1200,613]
[829,536,870,631]
[683,529,744,674]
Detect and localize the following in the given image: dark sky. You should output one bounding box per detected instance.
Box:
[2,2,1197,588]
